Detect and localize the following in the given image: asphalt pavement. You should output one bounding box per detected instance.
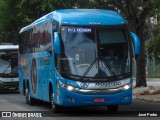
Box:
[0,91,160,120]
[0,78,160,120]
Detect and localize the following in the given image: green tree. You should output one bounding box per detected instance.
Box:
[0,0,20,43]
[154,33,160,59]
[17,0,76,22]
[146,33,160,59]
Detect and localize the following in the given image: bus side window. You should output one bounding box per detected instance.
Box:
[45,22,52,53]
[19,31,29,54]
[19,34,23,54]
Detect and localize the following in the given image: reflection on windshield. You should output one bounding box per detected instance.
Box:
[0,51,18,74]
[61,27,97,77]
[60,26,131,80]
[97,28,131,77]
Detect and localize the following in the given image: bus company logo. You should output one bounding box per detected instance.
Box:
[80,82,90,89]
[31,58,38,94]
[97,90,103,94]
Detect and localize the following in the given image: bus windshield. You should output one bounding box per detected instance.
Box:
[0,51,18,77]
[61,26,131,81]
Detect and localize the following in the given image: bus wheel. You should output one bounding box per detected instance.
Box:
[25,87,35,106]
[50,91,62,113]
[107,105,118,112]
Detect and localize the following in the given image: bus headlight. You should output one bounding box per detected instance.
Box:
[124,84,130,90]
[66,85,79,91]
[67,86,74,91]
[58,81,79,92]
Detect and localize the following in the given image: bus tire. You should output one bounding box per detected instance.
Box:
[25,85,35,106]
[107,105,118,112]
[50,90,62,113]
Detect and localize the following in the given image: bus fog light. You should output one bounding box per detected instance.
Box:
[123,96,129,101]
[67,86,74,91]
[124,85,130,90]
[67,97,75,102]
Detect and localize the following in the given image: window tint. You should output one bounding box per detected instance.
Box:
[99,29,126,44]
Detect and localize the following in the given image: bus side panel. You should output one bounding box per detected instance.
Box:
[28,53,42,100]
[28,52,54,102]
[38,51,54,102]
[18,66,24,94]
[42,56,54,102]
[18,54,28,95]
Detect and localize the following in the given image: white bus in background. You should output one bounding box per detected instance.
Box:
[0,43,19,90]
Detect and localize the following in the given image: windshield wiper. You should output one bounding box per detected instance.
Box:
[81,58,97,79]
[81,57,116,80]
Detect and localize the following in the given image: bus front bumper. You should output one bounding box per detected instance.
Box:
[55,84,132,106]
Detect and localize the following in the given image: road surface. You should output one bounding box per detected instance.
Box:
[0,90,160,120]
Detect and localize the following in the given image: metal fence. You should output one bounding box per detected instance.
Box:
[146,57,160,78]
[132,56,160,78]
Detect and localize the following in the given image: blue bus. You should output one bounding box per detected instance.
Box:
[18,9,140,112]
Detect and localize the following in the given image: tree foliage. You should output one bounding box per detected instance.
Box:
[0,0,20,43]
[146,33,160,59]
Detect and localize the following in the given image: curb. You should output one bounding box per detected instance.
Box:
[133,85,160,103]
[133,95,160,103]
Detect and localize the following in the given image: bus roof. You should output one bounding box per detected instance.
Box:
[0,44,19,51]
[20,9,126,33]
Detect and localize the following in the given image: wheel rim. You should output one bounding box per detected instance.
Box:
[26,88,30,101]
[25,88,28,97]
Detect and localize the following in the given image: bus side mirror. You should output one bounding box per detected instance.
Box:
[130,32,141,55]
[54,32,61,55]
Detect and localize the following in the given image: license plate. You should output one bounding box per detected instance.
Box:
[93,98,105,103]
